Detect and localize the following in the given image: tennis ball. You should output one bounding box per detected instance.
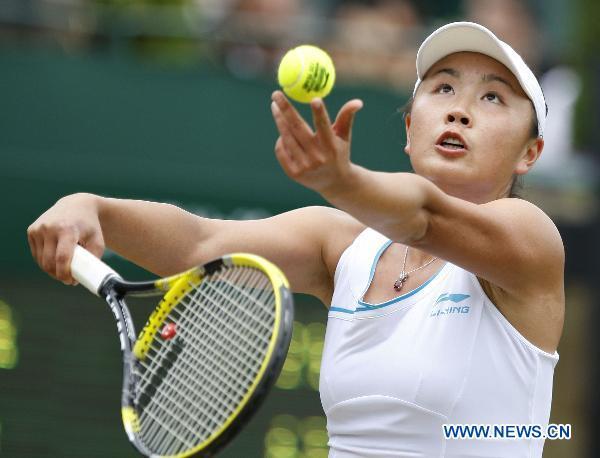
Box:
[277,45,336,103]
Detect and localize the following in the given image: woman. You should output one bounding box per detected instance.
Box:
[28,22,564,457]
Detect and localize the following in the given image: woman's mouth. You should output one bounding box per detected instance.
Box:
[435,131,468,157]
[440,138,464,149]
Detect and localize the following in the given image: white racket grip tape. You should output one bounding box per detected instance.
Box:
[71,245,120,295]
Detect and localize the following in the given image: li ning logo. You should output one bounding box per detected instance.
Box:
[430,293,471,317]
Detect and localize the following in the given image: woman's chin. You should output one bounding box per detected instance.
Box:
[415,163,473,186]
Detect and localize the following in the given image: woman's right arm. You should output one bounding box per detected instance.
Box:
[27,193,363,304]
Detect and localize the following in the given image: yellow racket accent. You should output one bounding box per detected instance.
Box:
[122,406,141,434]
[228,253,290,289]
[153,266,201,292]
[151,253,289,458]
[133,270,203,360]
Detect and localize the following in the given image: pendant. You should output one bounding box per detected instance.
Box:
[393,272,408,291]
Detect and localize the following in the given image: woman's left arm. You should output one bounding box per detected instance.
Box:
[270,92,564,297]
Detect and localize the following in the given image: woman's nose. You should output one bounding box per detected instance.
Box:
[447,111,471,127]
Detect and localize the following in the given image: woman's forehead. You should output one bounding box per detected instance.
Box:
[424,51,527,97]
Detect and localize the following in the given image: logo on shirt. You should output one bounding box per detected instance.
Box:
[430,293,471,317]
[435,293,470,304]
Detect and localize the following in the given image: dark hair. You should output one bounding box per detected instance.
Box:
[400,96,539,199]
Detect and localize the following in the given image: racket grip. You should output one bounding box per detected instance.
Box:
[71,245,120,296]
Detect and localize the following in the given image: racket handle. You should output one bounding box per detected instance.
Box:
[71,245,120,296]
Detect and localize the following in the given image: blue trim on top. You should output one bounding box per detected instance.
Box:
[328,234,450,316]
[329,306,355,314]
[328,238,393,316]
[360,239,393,298]
[356,265,446,311]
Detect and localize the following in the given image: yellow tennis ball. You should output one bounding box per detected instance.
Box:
[277,45,336,103]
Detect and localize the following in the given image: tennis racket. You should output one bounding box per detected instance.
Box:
[70,246,294,457]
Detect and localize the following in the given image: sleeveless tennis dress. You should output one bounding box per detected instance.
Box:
[320,228,559,458]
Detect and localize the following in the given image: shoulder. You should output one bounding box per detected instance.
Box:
[483,198,563,242]
[475,200,565,352]
[286,205,365,233]
[293,205,361,221]
[260,205,362,234]
[483,198,565,277]
[293,206,366,289]
[418,193,564,298]
[275,204,365,252]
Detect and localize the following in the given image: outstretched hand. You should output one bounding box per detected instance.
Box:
[271,91,363,195]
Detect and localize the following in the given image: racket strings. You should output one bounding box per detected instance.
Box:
[138,269,273,395]
[138,286,258,451]
[138,311,264,436]
[135,279,266,444]
[155,270,274,441]
[137,267,268,379]
[143,299,265,389]
[139,291,251,444]
[134,266,277,455]
[144,269,275,453]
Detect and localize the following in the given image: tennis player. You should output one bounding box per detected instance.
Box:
[28,22,564,457]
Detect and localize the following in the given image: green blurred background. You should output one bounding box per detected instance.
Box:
[0,0,598,456]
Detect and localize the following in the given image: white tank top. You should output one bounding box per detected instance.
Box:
[320,228,559,458]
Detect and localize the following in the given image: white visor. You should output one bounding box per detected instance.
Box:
[413,21,546,138]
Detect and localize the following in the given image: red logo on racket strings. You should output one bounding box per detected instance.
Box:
[160,323,177,340]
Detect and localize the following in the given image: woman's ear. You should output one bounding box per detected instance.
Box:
[515,137,544,175]
[404,113,412,156]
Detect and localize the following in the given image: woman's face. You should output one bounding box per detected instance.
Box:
[405,51,543,203]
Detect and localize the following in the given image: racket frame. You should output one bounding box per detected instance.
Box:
[71,248,294,457]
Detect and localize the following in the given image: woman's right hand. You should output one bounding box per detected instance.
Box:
[27,193,105,285]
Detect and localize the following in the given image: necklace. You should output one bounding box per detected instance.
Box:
[393,246,438,291]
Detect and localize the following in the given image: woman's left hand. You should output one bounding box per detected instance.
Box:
[271,90,363,195]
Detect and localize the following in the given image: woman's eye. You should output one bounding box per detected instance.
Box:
[484,92,502,104]
[436,84,454,94]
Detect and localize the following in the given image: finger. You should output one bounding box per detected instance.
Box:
[41,233,58,278]
[27,227,39,264]
[83,232,105,260]
[271,101,310,168]
[333,99,364,141]
[274,137,301,178]
[310,98,335,152]
[271,91,314,148]
[55,233,78,285]
[31,231,46,271]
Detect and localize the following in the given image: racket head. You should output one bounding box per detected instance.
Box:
[119,253,294,457]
